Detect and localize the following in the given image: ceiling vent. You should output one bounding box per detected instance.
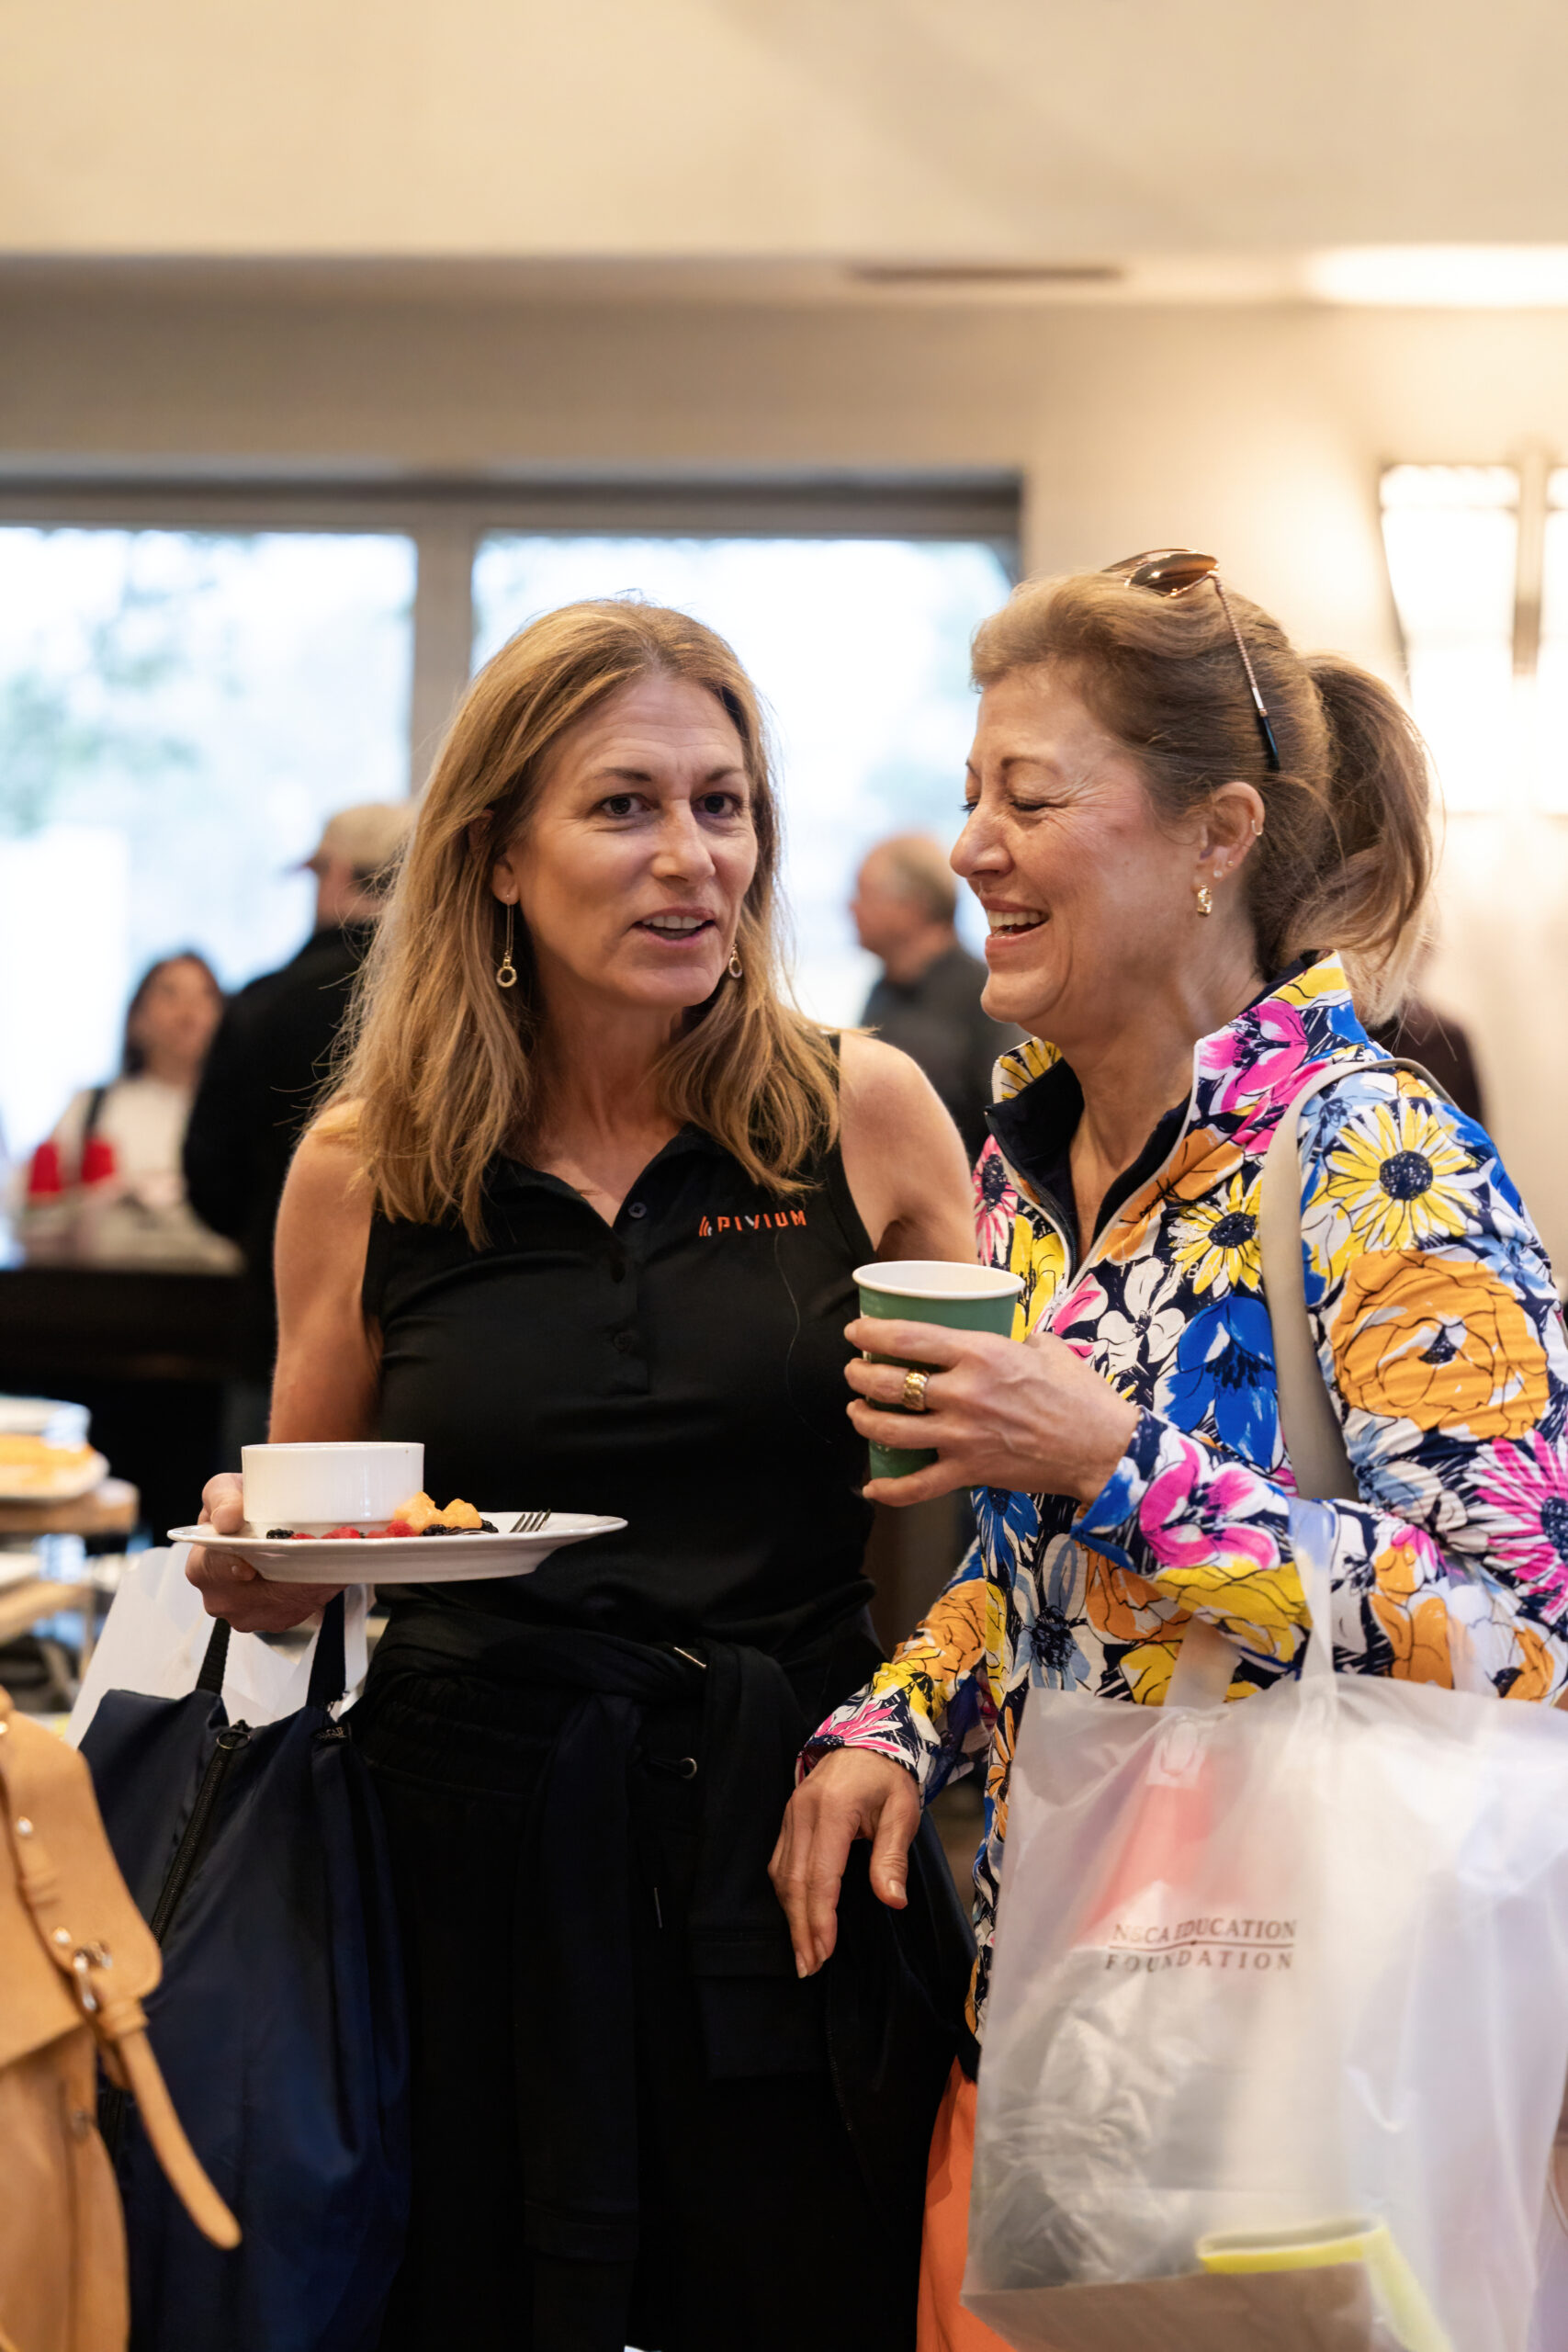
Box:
[847,262,1123,288]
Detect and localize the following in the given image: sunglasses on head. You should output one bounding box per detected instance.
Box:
[1106,548,1281,773]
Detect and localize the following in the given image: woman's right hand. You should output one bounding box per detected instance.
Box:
[185,1470,345,1633]
[769,1745,921,1978]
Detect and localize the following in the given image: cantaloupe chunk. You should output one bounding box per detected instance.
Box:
[430,1498,482,1530]
[389,1489,441,1532]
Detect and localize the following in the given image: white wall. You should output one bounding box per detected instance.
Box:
[0,282,1562,1259]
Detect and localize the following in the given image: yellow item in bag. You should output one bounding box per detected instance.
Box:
[1198,2217,1450,2352]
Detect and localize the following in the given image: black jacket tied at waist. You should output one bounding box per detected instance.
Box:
[364,1603,974,2274]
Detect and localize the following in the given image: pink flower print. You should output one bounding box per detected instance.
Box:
[1137,1455,1211,1568]
[1062,1272,1110,1329]
[1476,1431,1568,1613]
[1207,1001,1314,1119]
[1206,1463,1260,1515]
[974,1139,1018,1270]
[1137,1449,1282,1584]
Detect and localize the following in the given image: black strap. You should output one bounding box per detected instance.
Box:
[82,1083,109,1140]
[306,1591,347,1710]
[195,1616,231,1693]
[191,1591,346,1708]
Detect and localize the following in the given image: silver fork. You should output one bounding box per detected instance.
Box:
[509,1509,550,1534]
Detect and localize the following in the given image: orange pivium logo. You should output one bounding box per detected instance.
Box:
[697,1211,807,1237]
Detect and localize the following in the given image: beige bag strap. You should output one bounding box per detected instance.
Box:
[1167,1057,1444,1710]
[0,1695,239,2249]
[1258,1064,1363,1503]
[1260,1056,1450,1499]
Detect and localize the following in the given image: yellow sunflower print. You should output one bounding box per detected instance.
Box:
[1323,1091,1482,1252]
[1009,1215,1067,1338]
[1168,1168,1261,1295]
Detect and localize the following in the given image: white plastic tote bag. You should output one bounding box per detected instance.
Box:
[67,1544,368,1742]
[963,1065,1568,2351]
[964,1507,1568,2351]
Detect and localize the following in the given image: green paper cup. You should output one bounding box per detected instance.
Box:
[853,1259,1025,1479]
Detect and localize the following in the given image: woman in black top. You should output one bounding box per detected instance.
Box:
[189,602,977,2352]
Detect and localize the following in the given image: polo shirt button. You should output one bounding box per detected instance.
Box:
[626,1201,648,1220]
[614,1329,637,1353]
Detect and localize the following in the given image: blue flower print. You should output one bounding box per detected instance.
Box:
[980,1483,1039,1556]
[1325,999,1370,1049]
[1159,1295,1278,1460]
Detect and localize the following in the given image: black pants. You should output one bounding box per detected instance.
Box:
[353,1667,919,2352]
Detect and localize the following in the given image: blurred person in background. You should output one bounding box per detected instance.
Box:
[853,832,1021,1164]
[1371,961,1486,1125]
[184,800,412,1444]
[18,950,232,1263]
[9,951,235,1547]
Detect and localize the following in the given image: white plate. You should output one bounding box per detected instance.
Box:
[0,1447,109,1502]
[0,1396,92,1447]
[164,1510,626,1583]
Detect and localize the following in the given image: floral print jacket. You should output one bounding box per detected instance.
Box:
[807,956,1568,2040]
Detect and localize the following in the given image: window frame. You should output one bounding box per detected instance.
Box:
[0,469,1022,786]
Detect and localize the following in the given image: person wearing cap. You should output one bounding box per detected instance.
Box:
[852,834,1021,1167]
[184,801,412,1439]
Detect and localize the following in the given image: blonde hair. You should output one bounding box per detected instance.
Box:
[971,571,1434,1023]
[326,600,839,1239]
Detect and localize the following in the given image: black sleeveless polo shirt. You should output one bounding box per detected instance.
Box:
[362,1126,878,1652]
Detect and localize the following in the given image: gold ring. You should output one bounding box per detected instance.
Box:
[900,1368,931,1413]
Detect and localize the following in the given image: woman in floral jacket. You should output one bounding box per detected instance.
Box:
[770,553,1568,2350]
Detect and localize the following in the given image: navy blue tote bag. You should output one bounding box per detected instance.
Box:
[81,1594,410,2352]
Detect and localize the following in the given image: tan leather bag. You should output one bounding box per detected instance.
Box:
[0,1687,237,2352]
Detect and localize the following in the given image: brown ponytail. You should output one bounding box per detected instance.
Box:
[970,572,1433,1023]
[1292,654,1432,1015]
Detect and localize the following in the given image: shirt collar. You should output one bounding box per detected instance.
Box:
[489,1122,725,1204]
[984,951,1367,1204]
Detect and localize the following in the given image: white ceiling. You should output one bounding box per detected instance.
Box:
[6,0,1568,265]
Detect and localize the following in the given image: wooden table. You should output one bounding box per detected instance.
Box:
[0,1479,140,1671]
[0,1577,77,1647]
[0,1478,140,1541]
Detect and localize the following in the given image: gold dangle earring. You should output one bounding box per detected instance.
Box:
[496,901,518,989]
[1195,882,1214,917]
[727,944,743,980]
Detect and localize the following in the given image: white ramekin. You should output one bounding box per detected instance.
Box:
[239,1441,425,1535]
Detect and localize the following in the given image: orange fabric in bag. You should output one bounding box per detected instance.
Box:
[918,2064,1014,2352]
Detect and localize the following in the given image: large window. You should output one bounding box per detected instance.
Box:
[0,527,414,1160]
[1536,469,1568,816]
[0,481,1017,1170]
[1379,465,1519,816]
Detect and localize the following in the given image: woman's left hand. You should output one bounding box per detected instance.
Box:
[845,1316,1139,1509]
